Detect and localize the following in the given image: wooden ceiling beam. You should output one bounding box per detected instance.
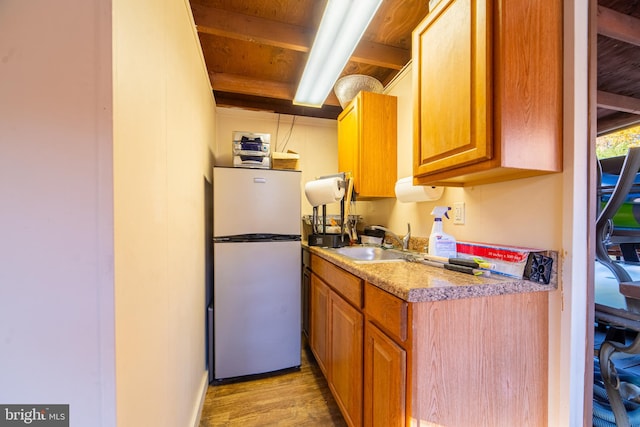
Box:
[597,114,640,136]
[351,43,409,71]
[598,90,640,115]
[192,4,311,52]
[210,72,341,107]
[210,72,294,100]
[192,4,408,70]
[213,94,342,120]
[597,6,640,47]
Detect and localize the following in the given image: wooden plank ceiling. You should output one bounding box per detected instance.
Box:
[189,0,429,119]
[189,0,640,131]
[597,0,640,135]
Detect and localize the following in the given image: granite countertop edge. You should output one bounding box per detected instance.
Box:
[305,244,558,303]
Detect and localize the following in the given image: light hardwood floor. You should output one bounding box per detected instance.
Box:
[199,344,346,426]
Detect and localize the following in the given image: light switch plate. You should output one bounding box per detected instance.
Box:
[453,202,465,225]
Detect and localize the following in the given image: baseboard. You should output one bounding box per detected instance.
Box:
[190,370,209,427]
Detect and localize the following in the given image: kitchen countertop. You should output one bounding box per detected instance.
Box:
[305,244,558,303]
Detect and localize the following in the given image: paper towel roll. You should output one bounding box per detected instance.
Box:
[304,177,345,207]
[394,177,444,203]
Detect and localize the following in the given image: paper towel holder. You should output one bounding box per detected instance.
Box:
[304,173,347,207]
[305,173,352,248]
[394,176,444,203]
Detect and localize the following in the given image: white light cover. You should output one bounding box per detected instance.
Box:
[293,0,383,107]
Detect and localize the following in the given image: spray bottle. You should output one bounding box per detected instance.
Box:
[428,206,457,258]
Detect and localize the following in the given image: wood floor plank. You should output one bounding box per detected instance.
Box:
[200,346,346,427]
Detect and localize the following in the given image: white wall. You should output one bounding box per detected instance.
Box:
[0,0,215,426]
[112,0,216,426]
[558,0,590,424]
[0,1,116,425]
[215,107,341,215]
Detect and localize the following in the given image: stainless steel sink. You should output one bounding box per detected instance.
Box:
[332,246,408,263]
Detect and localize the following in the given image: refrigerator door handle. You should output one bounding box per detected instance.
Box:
[214,234,300,243]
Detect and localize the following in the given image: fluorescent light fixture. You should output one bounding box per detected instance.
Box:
[293,0,383,108]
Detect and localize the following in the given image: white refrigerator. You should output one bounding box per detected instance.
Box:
[212,166,301,382]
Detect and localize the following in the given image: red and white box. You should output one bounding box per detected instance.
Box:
[456,241,550,279]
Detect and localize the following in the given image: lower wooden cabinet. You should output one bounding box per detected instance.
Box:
[309,254,364,427]
[330,291,363,427]
[309,254,549,426]
[364,322,406,427]
[310,274,330,376]
[311,272,407,427]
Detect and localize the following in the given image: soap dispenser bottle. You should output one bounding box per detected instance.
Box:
[428,206,457,258]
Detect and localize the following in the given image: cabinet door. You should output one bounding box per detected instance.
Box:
[364,322,406,427]
[358,92,397,197]
[310,274,330,375]
[413,0,491,176]
[338,99,359,192]
[330,292,363,427]
[338,91,397,198]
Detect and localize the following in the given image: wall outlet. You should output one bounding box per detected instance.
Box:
[453,202,465,225]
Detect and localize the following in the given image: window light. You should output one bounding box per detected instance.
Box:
[293,0,383,108]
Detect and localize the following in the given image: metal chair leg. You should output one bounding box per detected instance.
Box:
[599,333,640,427]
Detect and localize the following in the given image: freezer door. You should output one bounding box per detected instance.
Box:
[213,167,301,237]
[213,240,301,380]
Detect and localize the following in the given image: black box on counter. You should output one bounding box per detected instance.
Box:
[308,234,349,248]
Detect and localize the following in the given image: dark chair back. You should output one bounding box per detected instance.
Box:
[596,147,640,282]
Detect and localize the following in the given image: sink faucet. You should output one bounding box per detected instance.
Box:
[370,223,411,251]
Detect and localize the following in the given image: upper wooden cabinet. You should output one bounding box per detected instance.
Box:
[412,0,562,186]
[338,91,397,198]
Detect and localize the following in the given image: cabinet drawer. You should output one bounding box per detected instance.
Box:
[311,254,363,308]
[365,282,408,343]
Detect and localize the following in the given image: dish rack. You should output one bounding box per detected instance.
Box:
[302,215,361,241]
